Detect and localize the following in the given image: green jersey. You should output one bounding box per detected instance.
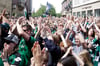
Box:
[18,36,36,61]
[0,52,26,66]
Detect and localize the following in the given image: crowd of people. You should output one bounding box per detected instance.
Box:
[0,9,100,66]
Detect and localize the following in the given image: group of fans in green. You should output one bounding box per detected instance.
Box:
[0,9,100,66]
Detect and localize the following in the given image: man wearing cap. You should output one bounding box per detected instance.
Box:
[0,34,27,66]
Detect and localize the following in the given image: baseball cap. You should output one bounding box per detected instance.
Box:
[4,34,19,44]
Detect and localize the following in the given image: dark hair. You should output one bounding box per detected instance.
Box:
[92,29,95,37]
[52,34,61,45]
[88,28,95,37]
[58,56,77,66]
[22,24,32,31]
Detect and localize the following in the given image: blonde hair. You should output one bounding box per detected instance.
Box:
[77,33,85,44]
[79,50,93,66]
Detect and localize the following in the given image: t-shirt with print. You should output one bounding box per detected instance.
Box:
[0,52,26,66]
[86,38,100,66]
[89,40,100,66]
[18,36,36,61]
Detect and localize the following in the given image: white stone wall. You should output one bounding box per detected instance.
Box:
[72,2,100,17]
[73,0,99,7]
[73,2,100,12]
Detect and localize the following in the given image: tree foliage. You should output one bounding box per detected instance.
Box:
[56,13,61,17]
[32,5,46,17]
[36,5,46,16]
[48,7,56,16]
[32,4,57,17]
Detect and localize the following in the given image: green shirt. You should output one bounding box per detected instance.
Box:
[86,38,100,66]
[0,57,3,66]
[0,52,25,66]
[34,26,38,35]
[52,30,56,34]
[18,36,36,61]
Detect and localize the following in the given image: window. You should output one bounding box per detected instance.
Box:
[87,10,93,16]
[95,9,100,17]
[73,12,76,16]
[77,12,80,17]
[82,11,86,18]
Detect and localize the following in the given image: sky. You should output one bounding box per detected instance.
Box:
[32,0,63,13]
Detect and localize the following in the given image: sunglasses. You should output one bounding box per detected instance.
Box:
[23,29,28,32]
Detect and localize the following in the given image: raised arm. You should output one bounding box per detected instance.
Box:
[61,46,73,59]
[87,22,94,29]
[80,23,87,32]
[16,17,30,41]
[94,23,100,33]
[34,18,42,38]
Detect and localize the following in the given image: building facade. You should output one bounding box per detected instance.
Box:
[0,0,32,17]
[72,0,100,17]
[12,0,32,16]
[62,0,72,16]
[0,0,12,16]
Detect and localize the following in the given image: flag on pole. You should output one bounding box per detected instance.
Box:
[46,2,52,15]
[24,8,27,17]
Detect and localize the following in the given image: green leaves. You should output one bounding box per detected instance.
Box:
[32,4,59,17]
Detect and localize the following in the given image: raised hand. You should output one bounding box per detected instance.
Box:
[16,17,25,35]
[17,16,25,25]
[1,9,6,16]
[31,41,48,66]
[31,41,43,65]
[28,17,36,29]
[61,46,73,59]
[0,47,8,59]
